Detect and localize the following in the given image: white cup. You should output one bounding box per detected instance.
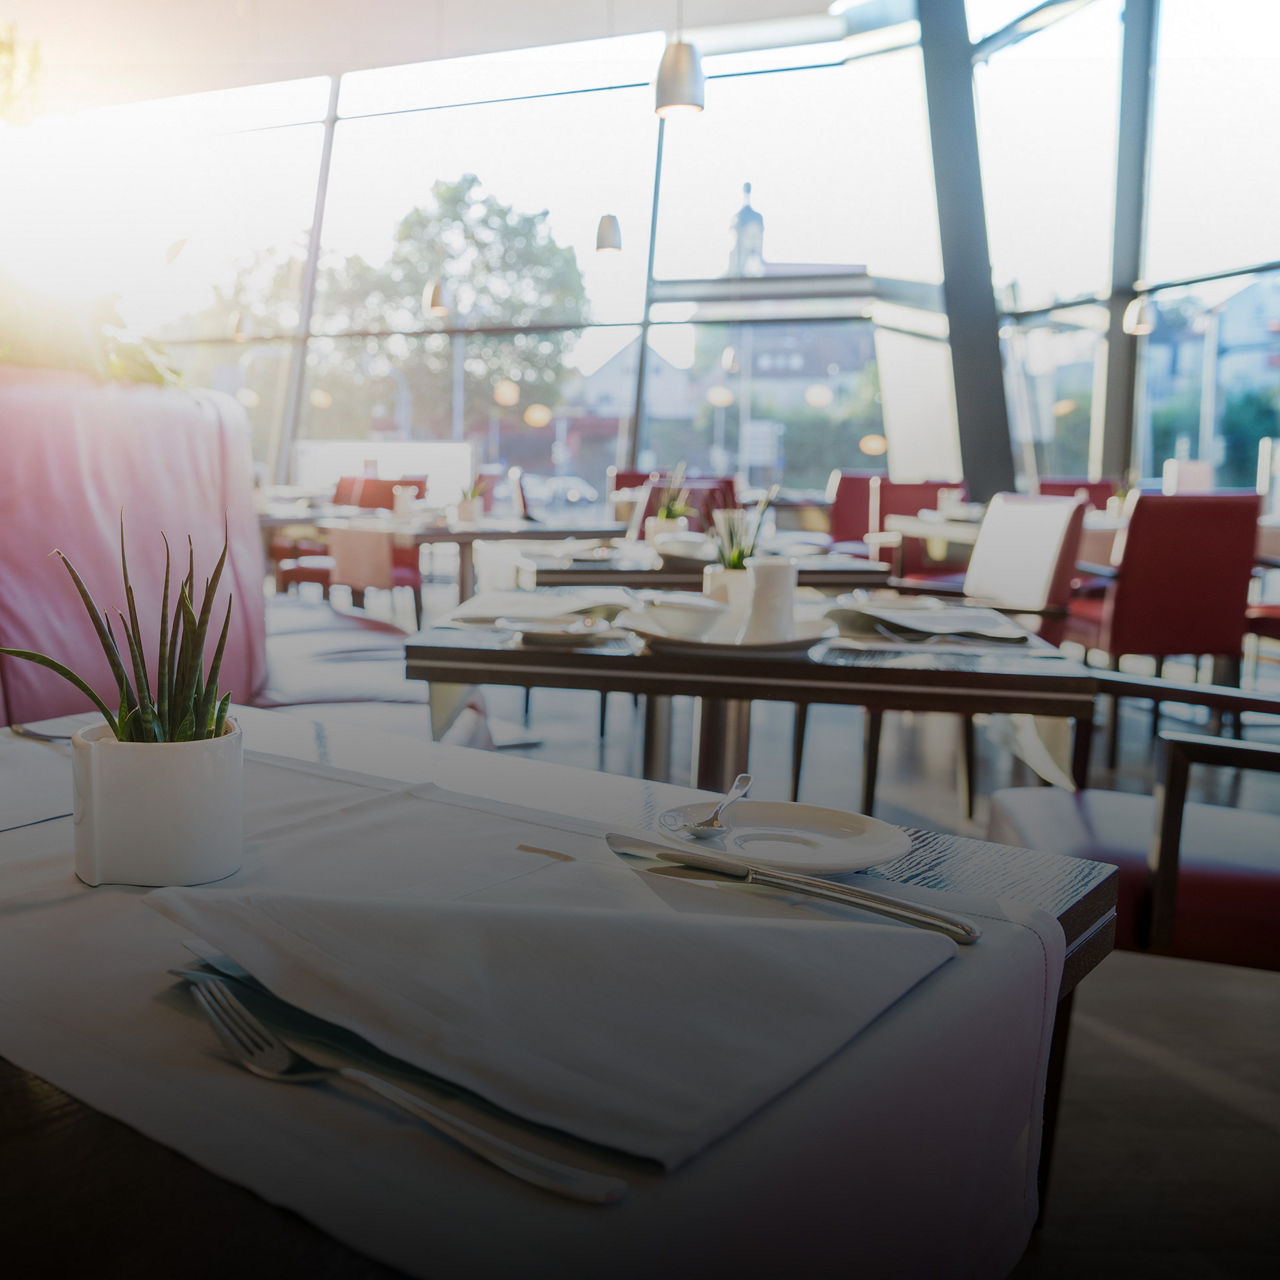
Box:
[738,556,798,645]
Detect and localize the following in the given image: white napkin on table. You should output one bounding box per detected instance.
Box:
[148,862,953,1168]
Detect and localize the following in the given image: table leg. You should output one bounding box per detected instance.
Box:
[1037,989,1076,1224]
[1070,713,1094,789]
[642,695,672,783]
[861,709,883,814]
[457,541,475,603]
[694,698,751,791]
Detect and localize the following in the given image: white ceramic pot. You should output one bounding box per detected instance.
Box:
[702,564,753,635]
[71,719,244,887]
[456,497,479,523]
[738,556,798,645]
[644,515,689,542]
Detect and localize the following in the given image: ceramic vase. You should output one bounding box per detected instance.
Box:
[644,515,689,541]
[456,497,480,523]
[71,720,244,887]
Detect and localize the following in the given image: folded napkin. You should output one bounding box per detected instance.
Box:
[148,863,953,1168]
[847,602,1029,642]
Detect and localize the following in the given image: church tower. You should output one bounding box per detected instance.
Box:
[728,182,765,276]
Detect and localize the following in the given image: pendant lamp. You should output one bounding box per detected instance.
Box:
[596,214,622,252]
[655,1,704,117]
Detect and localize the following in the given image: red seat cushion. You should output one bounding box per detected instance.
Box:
[989,787,1280,969]
[1063,594,1105,650]
[1246,605,1280,642]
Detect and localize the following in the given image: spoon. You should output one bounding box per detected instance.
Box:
[677,773,752,838]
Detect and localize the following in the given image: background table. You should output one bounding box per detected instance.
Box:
[406,602,1099,795]
[512,552,890,594]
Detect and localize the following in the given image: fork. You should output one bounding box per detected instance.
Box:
[187,975,626,1205]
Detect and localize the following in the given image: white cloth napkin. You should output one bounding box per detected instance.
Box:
[148,860,954,1168]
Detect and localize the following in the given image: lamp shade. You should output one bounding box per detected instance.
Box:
[596,214,622,252]
[655,41,704,117]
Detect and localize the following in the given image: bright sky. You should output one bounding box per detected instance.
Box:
[0,3,1276,361]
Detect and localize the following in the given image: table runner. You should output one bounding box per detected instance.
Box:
[0,735,1064,1278]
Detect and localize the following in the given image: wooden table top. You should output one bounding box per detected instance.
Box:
[406,613,1098,718]
[513,553,891,593]
[0,708,1116,1276]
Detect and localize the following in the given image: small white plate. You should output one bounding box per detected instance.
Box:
[656,800,911,874]
[496,615,620,647]
[617,610,835,654]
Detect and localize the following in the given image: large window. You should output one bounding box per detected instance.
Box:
[1144,0,1280,284]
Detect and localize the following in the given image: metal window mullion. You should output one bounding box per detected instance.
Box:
[628,117,666,472]
[274,75,341,483]
[1097,0,1157,484]
[918,0,1015,501]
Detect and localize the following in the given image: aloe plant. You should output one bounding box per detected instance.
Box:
[711,484,780,569]
[0,521,233,742]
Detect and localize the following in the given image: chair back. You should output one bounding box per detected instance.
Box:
[1036,477,1118,510]
[869,478,969,576]
[327,526,396,591]
[825,470,876,543]
[0,369,267,725]
[1104,493,1261,657]
[334,476,427,510]
[606,468,652,494]
[1161,459,1215,494]
[963,494,1086,639]
[631,475,737,536]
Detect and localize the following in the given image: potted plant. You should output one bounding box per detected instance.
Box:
[0,523,243,887]
[702,486,779,617]
[456,475,491,524]
[644,463,692,541]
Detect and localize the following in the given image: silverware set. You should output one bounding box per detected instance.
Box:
[182,971,627,1205]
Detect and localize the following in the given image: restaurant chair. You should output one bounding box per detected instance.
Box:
[1062,493,1262,767]
[989,670,1280,972]
[793,494,1087,812]
[865,477,971,579]
[326,525,424,630]
[1036,477,1119,510]
[824,468,877,556]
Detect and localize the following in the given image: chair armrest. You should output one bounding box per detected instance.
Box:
[864,531,902,577]
[1148,731,1280,949]
[1074,561,1118,579]
[884,578,967,598]
[1095,669,1280,718]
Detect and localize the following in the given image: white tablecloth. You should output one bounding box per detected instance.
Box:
[0,720,1064,1278]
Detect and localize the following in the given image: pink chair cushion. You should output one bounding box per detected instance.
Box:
[989,786,1280,969]
[0,369,268,725]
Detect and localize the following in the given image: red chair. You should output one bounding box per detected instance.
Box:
[868,478,971,578]
[824,469,877,556]
[989,670,1280,971]
[629,475,738,536]
[1036,477,1119,510]
[1063,493,1262,766]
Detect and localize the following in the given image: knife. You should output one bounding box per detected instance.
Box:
[605,832,981,945]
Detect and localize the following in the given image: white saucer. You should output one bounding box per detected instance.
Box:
[655,800,911,875]
[617,611,835,655]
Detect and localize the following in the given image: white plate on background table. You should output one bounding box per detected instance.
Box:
[495,615,625,647]
[656,800,911,875]
[616,610,836,655]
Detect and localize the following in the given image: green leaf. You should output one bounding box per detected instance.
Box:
[173,710,196,743]
[157,534,171,732]
[54,549,136,711]
[194,597,231,737]
[0,647,118,735]
[116,608,158,742]
[213,692,231,739]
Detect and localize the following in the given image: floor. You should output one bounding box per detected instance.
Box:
[312,580,1280,1277]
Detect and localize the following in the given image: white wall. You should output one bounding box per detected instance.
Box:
[5,0,831,115]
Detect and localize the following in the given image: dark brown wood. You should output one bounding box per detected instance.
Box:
[515,555,890,593]
[861,709,883,814]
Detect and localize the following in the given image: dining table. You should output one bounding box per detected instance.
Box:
[260,502,626,602]
[406,591,1100,800]
[0,706,1117,1279]
[509,547,891,594]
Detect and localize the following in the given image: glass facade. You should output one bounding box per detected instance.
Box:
[0,3,1275,501]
